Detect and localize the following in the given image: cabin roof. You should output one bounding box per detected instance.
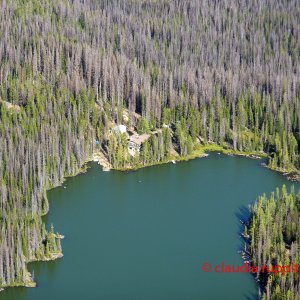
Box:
[128,133,150,146]
[113,124,127,134]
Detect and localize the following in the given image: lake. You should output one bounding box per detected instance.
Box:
[1,153,299,300]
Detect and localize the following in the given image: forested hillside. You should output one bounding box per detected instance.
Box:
[0,0,299,291]
[246,186,300,299]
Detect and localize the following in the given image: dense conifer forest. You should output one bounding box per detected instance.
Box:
[246,186,300,299]
[0,0,299,296]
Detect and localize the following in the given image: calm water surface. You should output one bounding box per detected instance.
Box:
[1,153,299,300]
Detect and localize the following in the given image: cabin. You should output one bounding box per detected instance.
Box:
[127,133,150,155]
[113,124,127,134]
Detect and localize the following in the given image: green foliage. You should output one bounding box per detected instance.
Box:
[0,0,299,293]
[247,186,300,299]
[78,12,86,29]
[137,118,151,134]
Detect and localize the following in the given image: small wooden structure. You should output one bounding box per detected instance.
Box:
[127,133,150,155]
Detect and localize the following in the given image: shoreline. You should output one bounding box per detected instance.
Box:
[1,142,298,292]
[92,142,299,181]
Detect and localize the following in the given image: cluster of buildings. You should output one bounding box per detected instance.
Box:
[113,125,150,156]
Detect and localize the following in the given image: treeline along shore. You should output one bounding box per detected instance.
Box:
[245,186,300,299]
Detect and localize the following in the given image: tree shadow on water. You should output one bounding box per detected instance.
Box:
[235,205,251,251]
[236,206,262,300]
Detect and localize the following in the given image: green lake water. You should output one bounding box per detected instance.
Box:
[1,153,299,300]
